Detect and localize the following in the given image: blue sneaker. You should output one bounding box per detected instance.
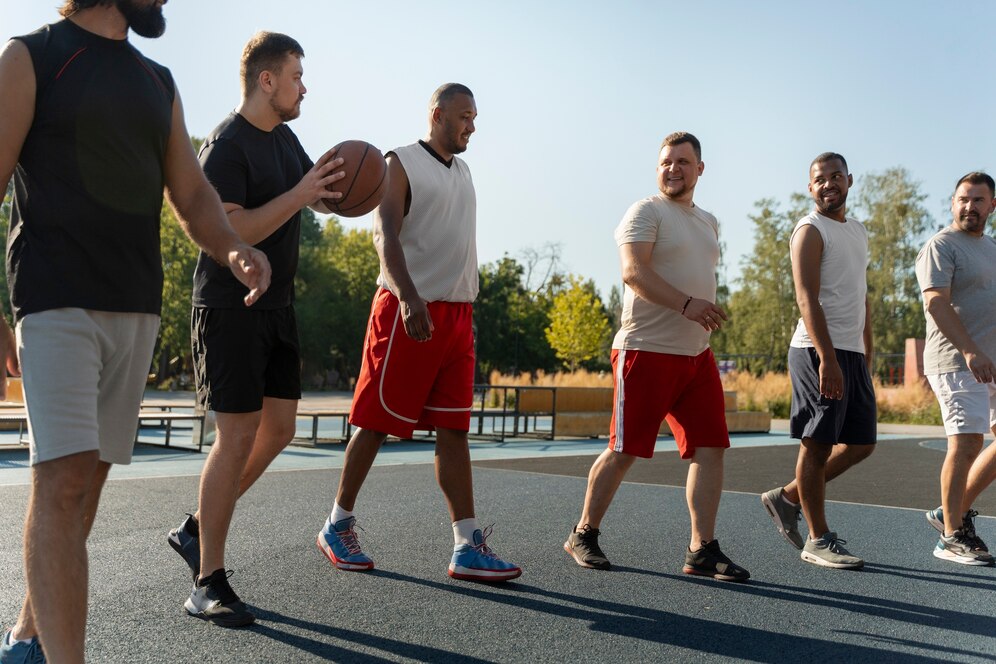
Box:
[448,526,521,582]
[168,513,200,581]
[925,506,944,534]
[0,630,45,664]
[316,516,374,571]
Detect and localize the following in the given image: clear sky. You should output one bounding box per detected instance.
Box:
[3,1,993,299]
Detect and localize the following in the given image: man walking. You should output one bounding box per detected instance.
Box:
[0,2,270,661]
[167,31,344,626]
[760,152,874,570]
[316,83,520,582]
[915,171,996,566]
[563,132,749,582]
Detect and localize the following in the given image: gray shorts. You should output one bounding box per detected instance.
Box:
[16,308,160,465]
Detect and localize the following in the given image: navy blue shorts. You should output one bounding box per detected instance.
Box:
[788,347,876,445]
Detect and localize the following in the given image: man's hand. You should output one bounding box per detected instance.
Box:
[682,298,728,332]
[297,147,346,207]
[964,351,996,384]
[0,320,19,401]
[400,296,433,342]
[227,246,272,307]
[819,356,844,400]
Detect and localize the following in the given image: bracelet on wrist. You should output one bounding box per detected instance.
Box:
[680,295,693,315]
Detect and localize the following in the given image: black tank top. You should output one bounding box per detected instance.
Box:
[8,20,175,321]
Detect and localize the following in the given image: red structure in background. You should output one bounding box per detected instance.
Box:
[905,338,926,388]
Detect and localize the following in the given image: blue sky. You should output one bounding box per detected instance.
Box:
[3,1,993,300]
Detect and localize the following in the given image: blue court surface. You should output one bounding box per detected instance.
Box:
[0,423,994,662]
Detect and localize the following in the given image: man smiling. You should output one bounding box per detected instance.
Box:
[564,132,749,582]
[761,152,875,570]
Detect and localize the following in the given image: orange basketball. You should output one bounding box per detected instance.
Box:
[323,140,388,217]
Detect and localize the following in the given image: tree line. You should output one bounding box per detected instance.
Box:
[0,164,976,387]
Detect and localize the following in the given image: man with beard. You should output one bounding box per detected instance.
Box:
[563,132,750,582]
[0,1,271,661]
[166,32,344,626]
[316,83,521,582]
[760,152,874,570]
[915,172,996,566]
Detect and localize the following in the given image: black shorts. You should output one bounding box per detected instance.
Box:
[192,306,302,413]
[788,346,876,445]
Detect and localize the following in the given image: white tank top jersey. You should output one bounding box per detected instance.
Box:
[377,142,479,303]
[789,210,869,354]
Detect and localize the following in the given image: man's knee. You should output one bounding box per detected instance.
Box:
[31,452,102,514]
[847,444,875,462]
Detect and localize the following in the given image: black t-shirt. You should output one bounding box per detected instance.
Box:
[191,113,313,309]
[8,20,175,321]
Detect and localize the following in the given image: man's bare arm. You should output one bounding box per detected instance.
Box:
[923,287,995,383]
[618,241,726,332]
[791,224,842,399]
[162,90,271,306]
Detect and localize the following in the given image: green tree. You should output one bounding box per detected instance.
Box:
[475,255,557,377]
[155,203,200,383]
[723,195,808,372]
[544,275,611,371]
[0,182,11,325]
[854,168,932,355]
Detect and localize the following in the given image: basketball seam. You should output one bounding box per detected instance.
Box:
[336,166,388,214]
[330,143,369,213]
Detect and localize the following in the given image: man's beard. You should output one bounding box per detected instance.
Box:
[270,95,302,123]
[117,0,166,38]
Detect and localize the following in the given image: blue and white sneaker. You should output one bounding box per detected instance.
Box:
[0,630,45,664]
[448,526,521,582]
[925,506,944,534]
[317,516,374,571]
[168,513,201,581]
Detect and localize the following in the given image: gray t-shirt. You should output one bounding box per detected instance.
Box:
[915,226,996,374]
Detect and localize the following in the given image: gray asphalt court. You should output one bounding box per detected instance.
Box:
[1,432,995,663]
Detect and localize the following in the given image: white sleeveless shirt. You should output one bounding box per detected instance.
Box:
[789,211,869,353]
[377,142,479,302]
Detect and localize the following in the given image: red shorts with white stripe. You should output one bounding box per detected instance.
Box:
[608,348,729,459]
[350,288,474,439]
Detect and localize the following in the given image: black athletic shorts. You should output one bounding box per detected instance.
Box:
[788,346,876,445]
[191,306,302,413]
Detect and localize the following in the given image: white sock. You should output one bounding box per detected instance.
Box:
[6,630,32,646]
[452,517,480,546]
[780,492,799,508]
[330,501,354,525]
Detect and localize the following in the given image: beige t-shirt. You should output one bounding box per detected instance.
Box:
[377,142,479,302]
[612,194,720,356]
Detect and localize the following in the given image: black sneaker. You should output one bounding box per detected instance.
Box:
[184,569,255,628]
[564,524,611,570]
[683,540,750,582]
[168,514,201,581]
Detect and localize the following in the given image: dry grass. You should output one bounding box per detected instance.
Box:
[487,369,613,388]
[487,368,942,424]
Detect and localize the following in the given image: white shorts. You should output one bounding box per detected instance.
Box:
[926,371,996,437]
[16,308,160,466]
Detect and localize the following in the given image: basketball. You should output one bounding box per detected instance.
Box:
[323,140,389,217]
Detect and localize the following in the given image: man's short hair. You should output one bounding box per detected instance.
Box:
[429,83,474,110]
[58,0,112,17]
[955,171,995,197]
[810,152,848,173]
[241,31,304,96]
[660,132,701,161]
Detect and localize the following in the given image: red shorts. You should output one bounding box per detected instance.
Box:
[608,348,729,459]
[350,288,474,438]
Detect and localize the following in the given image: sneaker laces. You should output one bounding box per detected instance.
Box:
[205,570,241,605]
[576,524,600,541]
[963,510,979,539]
[336,522,365,555]
[825,536,849,554]
[473,524,500,559]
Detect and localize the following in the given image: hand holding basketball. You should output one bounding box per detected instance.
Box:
[322,140,389,217]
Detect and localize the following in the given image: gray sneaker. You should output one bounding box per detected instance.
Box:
[761,487,804,549]
[934,530,994,566]
[801,532,863,569]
